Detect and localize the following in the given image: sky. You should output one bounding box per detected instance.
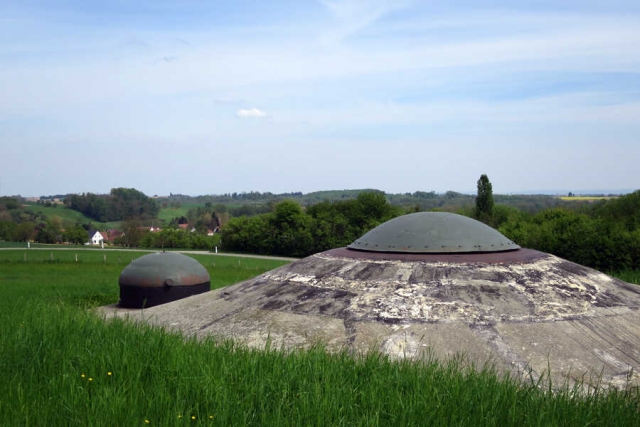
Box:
[1,0,639,197]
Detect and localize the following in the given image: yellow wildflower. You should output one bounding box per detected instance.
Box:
[81,374,85,378]
[191,415,196,420]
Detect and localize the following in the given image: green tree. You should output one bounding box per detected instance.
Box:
[268,200,314,257]
[0,220,16,241]
[36,216,63,244]
[64,225,88,245]
[121,219,146,247]
[14,222,36,242]
[475,174,494,224]
[65,188,159,222]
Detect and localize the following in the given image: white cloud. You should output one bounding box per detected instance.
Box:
[236,108,267,118]
[1,3,639,195]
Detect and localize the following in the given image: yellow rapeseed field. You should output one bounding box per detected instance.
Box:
[558,196,616,201]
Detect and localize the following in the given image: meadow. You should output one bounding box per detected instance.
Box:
[1,249,639,426]
[157,203,203,224]
[23,203,120,229]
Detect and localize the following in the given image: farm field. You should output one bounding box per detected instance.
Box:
[1,249,639,426]
[557,196,617,201]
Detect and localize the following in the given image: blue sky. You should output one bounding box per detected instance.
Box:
[1,0,638,196]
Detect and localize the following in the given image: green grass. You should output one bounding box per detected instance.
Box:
[1,251,639,426]
[157,203,203,224]
[0,241,58,249]
[611,270,640,285]
[0,250,287,303]
[23,203,120,228]
[0,242,124,249]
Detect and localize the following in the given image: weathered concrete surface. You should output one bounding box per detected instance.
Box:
[100,248,640,389]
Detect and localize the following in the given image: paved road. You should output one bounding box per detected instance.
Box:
[0,246,298,262]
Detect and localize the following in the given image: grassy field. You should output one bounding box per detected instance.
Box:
[157,203,203,224]
[1,250,639,426]
[0,241,63,249]
[23,203,120,228]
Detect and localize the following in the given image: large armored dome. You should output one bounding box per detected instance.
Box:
[104,213,640,389]
[348,212,519,253]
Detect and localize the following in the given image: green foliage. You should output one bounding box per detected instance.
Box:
[591,190,640,231]
[267,200,315,257]
[65,188,159,222]
[475,174,494,224]
[0,220,17,241]
[180,204,222,232]
[222,215,273,255]
[0,196,20,210]
[65,225,90,245]
[13,221,36,242]
[222,193,403,257]
[499,207,640,272]
[159,189,590,226]
[24,202,112,229]
[35,219,63,244]
[139,229,221,250]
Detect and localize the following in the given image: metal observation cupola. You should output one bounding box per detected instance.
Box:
[118,252,210,308]
[348,212,520,253]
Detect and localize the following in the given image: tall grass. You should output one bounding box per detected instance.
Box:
[612,270,640,285]
[1,251,639,426]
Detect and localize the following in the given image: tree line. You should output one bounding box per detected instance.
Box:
[64,188,159,222]
[3,182,639,274]
[112,220,221,250]
[464,175,640,271]
[220,181,640,273]
[495,192,640,272]
[221,192,404,257]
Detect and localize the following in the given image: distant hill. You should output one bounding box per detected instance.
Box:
[160,189,589,215]
[502,189,636,196]
[24,203,117,229]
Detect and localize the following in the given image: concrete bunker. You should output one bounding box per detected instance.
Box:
[104,212,640,388]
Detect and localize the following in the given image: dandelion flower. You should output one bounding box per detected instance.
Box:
[145,420,150,424]
[81,374,85,378]
[88,378,93,381]
[107,372,112,376]
[209,415,213,419]
[191,415,196,420]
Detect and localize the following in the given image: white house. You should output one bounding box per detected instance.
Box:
[89,231,105,245]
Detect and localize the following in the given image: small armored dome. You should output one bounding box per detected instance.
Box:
[348,212,519,253]
[118,252,210,308]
